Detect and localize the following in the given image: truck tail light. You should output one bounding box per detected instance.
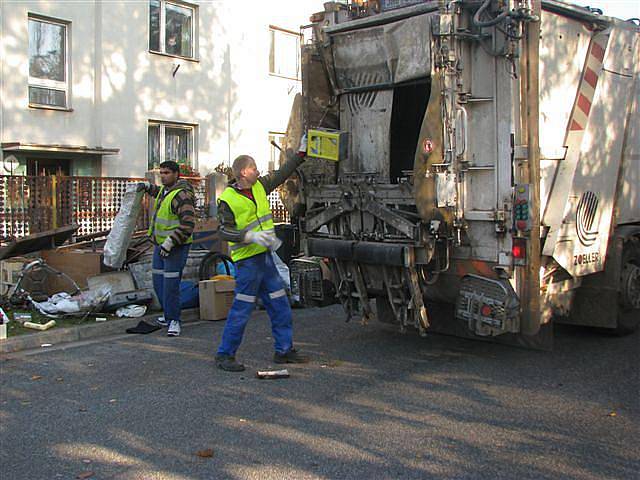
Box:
[512,238,527,260]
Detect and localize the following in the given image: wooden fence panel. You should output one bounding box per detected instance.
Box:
[0,175,146,242]
[0,175,288,242]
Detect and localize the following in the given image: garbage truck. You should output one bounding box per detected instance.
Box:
[280,0,640,349]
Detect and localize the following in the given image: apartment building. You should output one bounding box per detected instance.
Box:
[0,0,325,177]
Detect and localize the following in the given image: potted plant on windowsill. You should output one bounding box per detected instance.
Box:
[178,162,201,181]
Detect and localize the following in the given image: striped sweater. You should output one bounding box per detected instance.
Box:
[148,179,196,245]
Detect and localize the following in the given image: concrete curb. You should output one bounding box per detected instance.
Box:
[0,308,201,354]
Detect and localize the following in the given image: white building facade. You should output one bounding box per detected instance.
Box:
[0,0,325,177]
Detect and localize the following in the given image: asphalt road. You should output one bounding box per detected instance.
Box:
[1,305,638,480]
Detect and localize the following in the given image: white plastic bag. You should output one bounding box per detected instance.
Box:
[32,292,80,315]
[116,305,147,318]
[271,252,290,290]
[104,186,145,269]
[76,286,112,310]
[32,286,111,316]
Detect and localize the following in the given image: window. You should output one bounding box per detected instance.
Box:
[268,132,286,172]
[28,15,69,109]
[269,26,301,80]
[149,0,196,59]
[148,122,196,170]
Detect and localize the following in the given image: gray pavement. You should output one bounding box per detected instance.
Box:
[0,305,638,480]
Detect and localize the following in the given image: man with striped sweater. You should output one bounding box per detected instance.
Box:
[138,161,196,337]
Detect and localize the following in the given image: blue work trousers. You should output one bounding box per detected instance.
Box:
[152,243,191,323]
[217,252,292,356]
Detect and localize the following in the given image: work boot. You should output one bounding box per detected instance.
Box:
[274,348,309,364]
[167,320,181,337]
[216,354,245,372]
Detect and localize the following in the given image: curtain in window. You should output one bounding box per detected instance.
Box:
[148,124,160,170]
[29,87,66,108]
[165,127,190,165]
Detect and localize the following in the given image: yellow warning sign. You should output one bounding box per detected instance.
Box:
[307,129,346,162]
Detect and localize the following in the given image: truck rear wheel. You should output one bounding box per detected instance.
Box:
[616,238,640,335]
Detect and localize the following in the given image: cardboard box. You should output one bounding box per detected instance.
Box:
[0,258,30,295]
[192,218,228,255]
[40,249,104,293]
[199,279,235,321]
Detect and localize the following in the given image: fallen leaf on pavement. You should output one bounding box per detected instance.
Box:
[196,449,214,458]
[76,471,94,479]
[31,375,43,381]
[608,412,617,417]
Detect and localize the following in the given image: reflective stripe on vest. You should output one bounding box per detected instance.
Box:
[219,181,275,262]
[148,187,193,245]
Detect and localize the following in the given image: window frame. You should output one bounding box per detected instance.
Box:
[27,13,72,111]
[268,25,302,81]
[268,132,286,172]
[149,0,198,61]
[147,120,198,171]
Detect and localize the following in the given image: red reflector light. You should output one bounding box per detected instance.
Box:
[512,238,527,259]
[481,304,492,317]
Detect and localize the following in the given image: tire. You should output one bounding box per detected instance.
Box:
[199,252,234,281]
[616,238,640,335]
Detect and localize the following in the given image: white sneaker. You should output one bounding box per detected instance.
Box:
[155,316,168,327]
[167,320,181,337]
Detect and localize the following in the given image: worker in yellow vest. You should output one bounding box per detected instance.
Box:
[215,135,308,372]
[137,161,196,337]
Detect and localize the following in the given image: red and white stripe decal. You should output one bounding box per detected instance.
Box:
[567,34,608,133]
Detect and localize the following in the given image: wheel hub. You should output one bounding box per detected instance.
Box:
[621,263,640,310]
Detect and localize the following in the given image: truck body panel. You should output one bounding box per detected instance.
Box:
[287,1,640,345]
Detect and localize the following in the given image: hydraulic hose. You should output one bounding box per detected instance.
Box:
[473,0,510,27]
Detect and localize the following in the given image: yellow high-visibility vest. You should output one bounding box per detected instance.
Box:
[148,187,193,245]
[219,181,274,262]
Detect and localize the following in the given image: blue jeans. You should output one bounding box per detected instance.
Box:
[152,243,191,323]
[217,252,292,356]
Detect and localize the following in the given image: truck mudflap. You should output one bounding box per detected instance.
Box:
[455,275,520,337]
[425,299,554,351]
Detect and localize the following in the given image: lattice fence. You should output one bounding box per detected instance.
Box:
[0,175,285,242]
[57,177,151,237]
[0,175,151,241]
[269,189,290,224]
